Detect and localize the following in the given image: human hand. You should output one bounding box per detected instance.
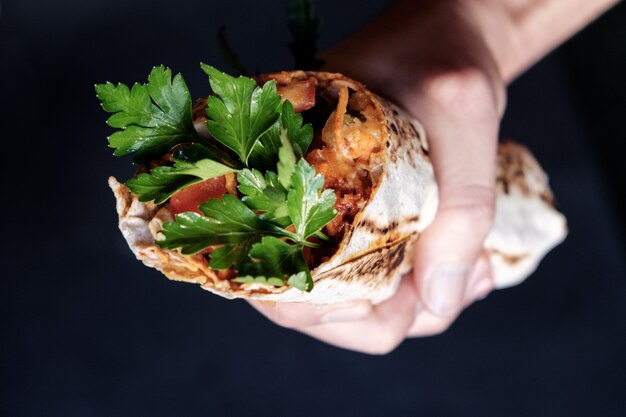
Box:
[250,0,504,353]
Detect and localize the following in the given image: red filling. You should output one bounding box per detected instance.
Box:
[170,176,228,215]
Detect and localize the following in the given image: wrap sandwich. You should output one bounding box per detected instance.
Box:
[99,65,567,305]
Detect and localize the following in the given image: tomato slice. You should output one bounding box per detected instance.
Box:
[170,176,228,215]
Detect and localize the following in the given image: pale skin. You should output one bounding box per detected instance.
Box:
[249,0,620,354]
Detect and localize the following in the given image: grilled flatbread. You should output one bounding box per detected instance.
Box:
[110,71,567,304]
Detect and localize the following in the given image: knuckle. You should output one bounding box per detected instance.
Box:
[421,68,500,118]
[439,184,496,235]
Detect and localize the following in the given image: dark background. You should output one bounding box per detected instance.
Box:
[1,0,625,416]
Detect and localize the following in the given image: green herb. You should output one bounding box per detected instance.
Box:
[209,243,255,270]
[158,145,334,290]
[173,143,220,163]
[243,236,313,291]
[236,154,334,291]
[126,157,236,204]
[101,64,337,292]
[277,128,297,189]
[287,0,323,70]
[287,271,311,292]
[95,65,198,164]
[280,100,314,157]
[232,275,285,287]
[288,159,336,242]
[175,142,241,169]
[247,124,281,171]
[237,169,290,227]
[201,64,282,165]
[248,100,314,169]
[158,195,290,256]
[216,26,249,76]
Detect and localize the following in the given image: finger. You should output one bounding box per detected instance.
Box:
[412,70,500,318]
[407,305,457,338]
[407,253,493,338]
[296,275,419,355]
[247,299,373,329]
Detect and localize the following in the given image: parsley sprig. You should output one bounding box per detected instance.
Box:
[127,157,237,204]
[158,195,292,267]
[158,144,335,291]
[201,64,282,166]
[237,169,291,227]
[95,65,199,164]
[98,64,337,291]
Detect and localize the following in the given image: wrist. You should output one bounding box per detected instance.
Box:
[461,0,521,83]
[469,0,620,83]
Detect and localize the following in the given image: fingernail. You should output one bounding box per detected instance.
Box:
[425,264,469,317]
[320,302,372,324]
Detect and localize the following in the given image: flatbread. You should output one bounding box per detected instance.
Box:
[109,71,567,304]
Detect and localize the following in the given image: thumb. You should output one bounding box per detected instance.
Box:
[416,183,496,317]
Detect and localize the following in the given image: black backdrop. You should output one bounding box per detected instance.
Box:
[1,1,625,416]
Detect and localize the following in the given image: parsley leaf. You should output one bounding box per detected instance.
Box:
[232,275,285,287]
[288,159,337,241]
[237,169,290,226]
[158,195,290,255]
[277,129,297,189]
[95,65,198,163]
[247,123,281,171]
[265,170,284,189]
[173,142,224,164]
[236,168,267,196]
[201,64,281,165]
[126,157,236,204]
[248,100,314,169]
[281,100,313,157]
[209,243,254,270]
[287,272,311,292]
[244,236,313,291]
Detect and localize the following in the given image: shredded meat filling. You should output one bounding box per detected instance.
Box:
[305,87,383,238]
[255,72,318,112]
